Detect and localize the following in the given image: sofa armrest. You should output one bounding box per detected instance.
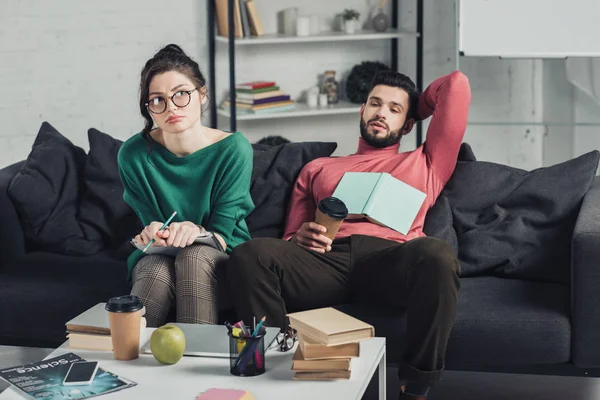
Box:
[0,161,26,269]
[572,177,600,367]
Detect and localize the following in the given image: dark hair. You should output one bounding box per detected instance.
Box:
[139,44,207,140]
[368,71,420,120]
[255,135,291,146]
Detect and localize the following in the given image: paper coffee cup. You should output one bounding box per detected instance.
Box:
[315,197,348,241]
[106,295,144,361]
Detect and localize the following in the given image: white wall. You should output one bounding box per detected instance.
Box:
[0,0,207,167]
[1,0,599,169]
[574,92,600,159]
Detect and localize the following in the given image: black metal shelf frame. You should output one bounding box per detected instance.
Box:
[207,0,425,147]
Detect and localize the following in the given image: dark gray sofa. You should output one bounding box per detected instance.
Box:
[2,127,600,377]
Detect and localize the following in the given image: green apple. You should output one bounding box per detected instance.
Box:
[150,325,186,365]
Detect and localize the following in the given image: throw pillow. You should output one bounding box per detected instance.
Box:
[422,194,458,256]
[423,142,474,253]
[79,129,141,259]
[457,142,477,162]
[442,150,600,283]
[7,122,90,254]
[247,141,338,238]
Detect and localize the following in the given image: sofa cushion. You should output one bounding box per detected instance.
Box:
[7,122,93,255]
[336,276,570,366]
[457,142,477,162]
[247,142,337,238]
[422,194,458,256]
[0,252,129,347]
[443,150,600,283]
[79,128,142,260]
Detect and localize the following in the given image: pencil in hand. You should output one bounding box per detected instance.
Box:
[142,211,177,253]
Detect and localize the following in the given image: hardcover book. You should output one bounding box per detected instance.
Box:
[332,172,427,235]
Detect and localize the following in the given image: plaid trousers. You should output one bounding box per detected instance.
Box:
[131,244,230,327]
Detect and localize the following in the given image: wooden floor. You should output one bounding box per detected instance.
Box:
[1,345,598,399]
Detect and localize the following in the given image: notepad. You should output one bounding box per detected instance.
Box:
[196,388,255,400]
[130,232,224,256]
[332,172,427,235]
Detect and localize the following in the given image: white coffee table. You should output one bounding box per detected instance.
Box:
[0,329,386,400]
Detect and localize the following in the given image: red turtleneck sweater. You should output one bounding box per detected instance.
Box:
[282,71,471,243]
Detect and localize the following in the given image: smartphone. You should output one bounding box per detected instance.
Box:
[62,361,99,386]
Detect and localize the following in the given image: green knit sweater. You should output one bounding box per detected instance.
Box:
[117,131,254,279]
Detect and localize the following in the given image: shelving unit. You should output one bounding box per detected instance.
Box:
[214,29,419,45]
[217,100,361,121]
[207,0,425,146]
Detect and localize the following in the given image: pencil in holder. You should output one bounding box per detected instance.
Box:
[229,333,266,377]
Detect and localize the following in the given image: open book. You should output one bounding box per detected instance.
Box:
[130,231,224,257]
[332,172,427,235]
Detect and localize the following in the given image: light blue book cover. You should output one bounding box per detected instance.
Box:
[332,172,427,235]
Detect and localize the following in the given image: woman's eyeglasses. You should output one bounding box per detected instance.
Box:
[275,329,297,352]
[145,88,198,114]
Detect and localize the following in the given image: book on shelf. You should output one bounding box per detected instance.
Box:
[236,95,291,105]
[243,104,295,114]
[234,0,244,37]
[238,0,251,37]
[298,333,360,359]
[236,81,276,90]
[236,85,280,94]
[332,172,427,235]
[223,99,295,112]
[236,90,285,101]
[292,347,352,371]
[287,307,374,346]
[245,0,264,36]
[215,0,243,38]
[230,95,291,106]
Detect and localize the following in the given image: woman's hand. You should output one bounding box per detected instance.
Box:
[160,221,201,248]
[135,221,168,247]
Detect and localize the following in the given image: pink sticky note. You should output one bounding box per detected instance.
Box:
[196,388,253,400]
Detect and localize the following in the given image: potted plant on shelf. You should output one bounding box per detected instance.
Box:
[342,9,360,34]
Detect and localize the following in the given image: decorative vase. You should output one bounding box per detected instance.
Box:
[323,70,339,104]
[344,19,357,34]
[372,8,389,32]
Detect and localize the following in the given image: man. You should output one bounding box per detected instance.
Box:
[227,70,471,399]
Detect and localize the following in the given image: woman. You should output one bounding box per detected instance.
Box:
[118,44,254,327]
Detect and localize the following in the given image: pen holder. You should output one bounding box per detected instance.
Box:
[229,333,266,377]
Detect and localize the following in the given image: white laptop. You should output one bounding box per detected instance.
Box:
[141,323,280,358]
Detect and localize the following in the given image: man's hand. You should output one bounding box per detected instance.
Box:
[160,221,201,248]
[293,222,332,254]
[135,221,168,247]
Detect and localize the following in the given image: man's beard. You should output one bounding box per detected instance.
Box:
[359,117,403,148]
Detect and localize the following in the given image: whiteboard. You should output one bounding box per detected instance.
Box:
[459,0,600,58]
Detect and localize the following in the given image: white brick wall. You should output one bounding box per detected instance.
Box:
[0,0,206,166]
[1,0,597,169]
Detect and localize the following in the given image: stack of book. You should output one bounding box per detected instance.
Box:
[287,307,375,380]
[65,303,146,351]
[222,81,295,114]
